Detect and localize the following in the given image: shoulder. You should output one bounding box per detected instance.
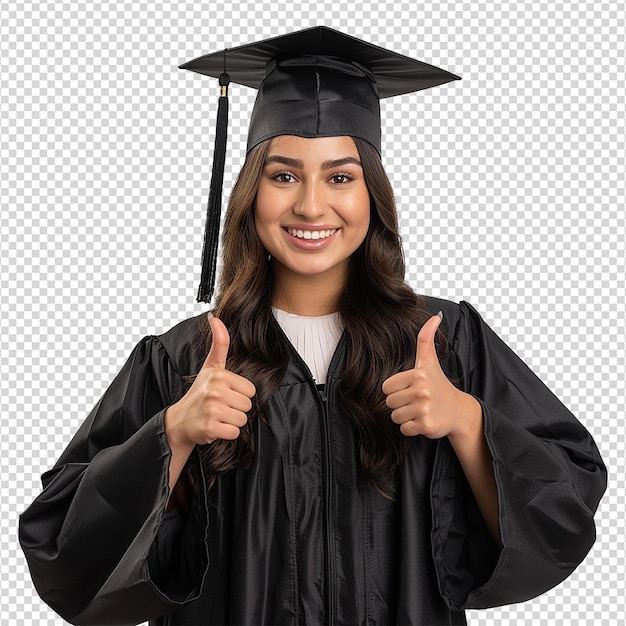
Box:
[418,295,489,343]
[419,295,466,332]
[148,312,209,377]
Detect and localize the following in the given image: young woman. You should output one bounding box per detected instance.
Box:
[19,27,606,626]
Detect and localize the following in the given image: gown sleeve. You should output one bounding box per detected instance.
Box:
[18,332,210,625]
[431,300,607,611]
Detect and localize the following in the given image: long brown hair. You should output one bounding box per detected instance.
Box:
[198,136,445,498]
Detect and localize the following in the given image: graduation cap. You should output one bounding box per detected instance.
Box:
[181,26,460,302]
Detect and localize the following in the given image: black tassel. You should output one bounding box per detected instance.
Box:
[197,72,230,303]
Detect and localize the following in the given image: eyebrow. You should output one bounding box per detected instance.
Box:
[264,155,363,170]
[321,157,362,170]
[264,155,304,168]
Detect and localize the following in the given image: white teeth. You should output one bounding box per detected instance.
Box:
[287,228,337,240]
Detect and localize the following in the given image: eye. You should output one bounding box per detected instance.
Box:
[271,171,297,184]
[329,172,354,184]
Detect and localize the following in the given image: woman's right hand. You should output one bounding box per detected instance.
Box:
[165,316,257,451]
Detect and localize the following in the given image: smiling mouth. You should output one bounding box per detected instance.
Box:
[286,227,338,240]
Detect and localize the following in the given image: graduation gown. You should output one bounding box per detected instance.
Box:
[19,297,606,625]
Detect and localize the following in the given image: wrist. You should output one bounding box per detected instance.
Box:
[448,393,483,443]
[164,404,195,452]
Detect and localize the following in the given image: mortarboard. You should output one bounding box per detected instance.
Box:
[181,26,460,303]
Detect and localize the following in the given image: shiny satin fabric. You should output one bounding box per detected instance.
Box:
[247,55,383,152]
[19,297,606,625]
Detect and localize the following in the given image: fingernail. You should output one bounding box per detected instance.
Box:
[437,311,443,321]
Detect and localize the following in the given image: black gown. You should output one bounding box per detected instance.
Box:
[19,297,607,625]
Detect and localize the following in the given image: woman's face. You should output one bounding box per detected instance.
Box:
[254,135,370,285]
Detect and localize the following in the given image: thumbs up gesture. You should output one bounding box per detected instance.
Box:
[165,316,257,448]
[382,313,475,439]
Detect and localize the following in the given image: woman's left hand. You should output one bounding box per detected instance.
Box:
[382,314,479,439]
[383,314,500,543]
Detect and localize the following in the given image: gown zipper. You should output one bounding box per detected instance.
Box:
[317,383,336,626]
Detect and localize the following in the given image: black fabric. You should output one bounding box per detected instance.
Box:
[246,55,384,153]
[19,297,606,625]
[180,26,460,153]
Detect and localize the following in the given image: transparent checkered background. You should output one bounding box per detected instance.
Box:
[1,1,623,624]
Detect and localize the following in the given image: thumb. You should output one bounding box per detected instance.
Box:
[203,316,230,369]
[415,312,443,368]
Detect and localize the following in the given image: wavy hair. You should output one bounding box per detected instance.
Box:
[198,136,446,498]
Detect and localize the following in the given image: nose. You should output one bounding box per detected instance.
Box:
[293,181,328,220]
